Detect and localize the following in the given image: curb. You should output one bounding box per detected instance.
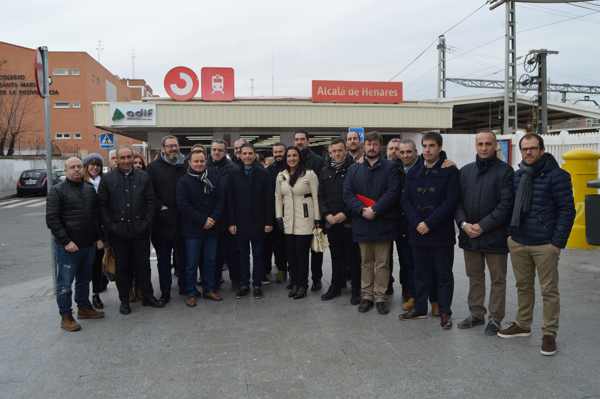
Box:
[0,193,16,200]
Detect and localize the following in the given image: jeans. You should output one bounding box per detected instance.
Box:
[54,242,95,315]
[413,245,454,316]
[238,237,265,288]
[185,235,217,295]
[152,237,184,297]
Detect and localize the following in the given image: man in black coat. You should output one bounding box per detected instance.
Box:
[46,157,105,331]
[98,146,164,315]
[147,135,186,303]
[320,139,361,304]
[294,130,326,291]
[498,133,575,357]
[264,142,288,283]
[343,132,401,315]
[208,139,240,289]
[400,132,459,330]
[455,132,514,336]
[228,144,274,299]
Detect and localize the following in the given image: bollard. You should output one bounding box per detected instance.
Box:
[562,149,600,249]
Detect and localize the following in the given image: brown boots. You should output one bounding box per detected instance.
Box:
[78,307,105,319]
[60,313,82,332]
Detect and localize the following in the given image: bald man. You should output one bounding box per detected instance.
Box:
[46,157,105,331]
[98,146,164,314]
[455,132,514,336]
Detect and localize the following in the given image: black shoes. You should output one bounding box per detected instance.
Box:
[119,302,131,315]
[293,287,307,299]
[440,313,453,330]
[92,294,104,310]
[288,286,298,298]
[376,302,390,315]
[350,295,361,306]
[358,299,374,313]
[321,287,341,301]
[398,310,428,320]
[142,296,165,308]
[159,294,171,305]
[457,315,485,330]
[236,286,250,299]
[484,320,501,336]
[253,287,264,299]
[311,281,322,292]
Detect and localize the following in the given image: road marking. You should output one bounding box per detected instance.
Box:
[0,199,21,206]
[1,199,42,209]
[25,200,46,208]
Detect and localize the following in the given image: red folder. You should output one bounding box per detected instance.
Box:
[356,194,376,207]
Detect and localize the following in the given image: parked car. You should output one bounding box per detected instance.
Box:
[16,169,65,197]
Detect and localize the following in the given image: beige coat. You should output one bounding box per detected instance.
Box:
[275,169,320,235]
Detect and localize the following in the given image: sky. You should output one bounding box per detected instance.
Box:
[2,0,600,103]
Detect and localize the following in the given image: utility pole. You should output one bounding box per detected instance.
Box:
[504,0,518,134]
[531,49,559,135]
[437,35,447,99]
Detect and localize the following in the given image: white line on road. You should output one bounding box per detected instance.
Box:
[0,199,21,206]
[1,199,42,209]
[25,200,46,208]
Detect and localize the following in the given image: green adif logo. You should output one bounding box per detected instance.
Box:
[112,108,125,121]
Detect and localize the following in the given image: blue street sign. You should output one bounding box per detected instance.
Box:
[348,127,365,143]
[99,133,115,149]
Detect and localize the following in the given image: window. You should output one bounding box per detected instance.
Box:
[53,68,69,76]
[71,102,81,109]
[55,132,71,140]
[69,69,80,76]
[54,102,71,109]
[74,133,81,140]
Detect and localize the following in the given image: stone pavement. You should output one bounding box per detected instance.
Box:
[0,248,599,399]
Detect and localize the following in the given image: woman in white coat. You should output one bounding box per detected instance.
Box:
[275,146,320,299]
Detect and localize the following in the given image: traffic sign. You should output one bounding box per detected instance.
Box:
[348,127,365,143]
[34,47,49,98]
[99,133,115,149]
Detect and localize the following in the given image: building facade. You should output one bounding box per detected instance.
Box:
[0,40,152,158]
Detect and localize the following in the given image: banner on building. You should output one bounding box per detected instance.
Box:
[312,80,403,104]
[110,103,156,126]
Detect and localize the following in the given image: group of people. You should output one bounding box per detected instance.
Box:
[46,129,575,356]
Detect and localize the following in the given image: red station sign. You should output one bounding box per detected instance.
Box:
[312,80,403,104]
[163,66,235,102]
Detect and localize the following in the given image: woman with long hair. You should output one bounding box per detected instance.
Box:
[82,153,107,309]
[275,146,320,299]
[133,154,147,170]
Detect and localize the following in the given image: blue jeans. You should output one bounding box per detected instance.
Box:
[237,237,265,288]
[185,236,217,295]
[54,242,95,315]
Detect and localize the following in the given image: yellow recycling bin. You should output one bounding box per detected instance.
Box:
[562,149,600,249]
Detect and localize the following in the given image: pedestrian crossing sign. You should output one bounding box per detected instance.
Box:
[99,133,115,149]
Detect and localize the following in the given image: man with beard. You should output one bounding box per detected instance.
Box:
[208,139,240,289]
[344,132,401,315]
[293,131,325,291]
[346,130,364,163]
[320,139,361,304]
[265,142,288,283]
[147,135,186,303]
[98,146,164,314]
[498,133,575,356]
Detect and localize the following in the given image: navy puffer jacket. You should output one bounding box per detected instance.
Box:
[510,153,575,248]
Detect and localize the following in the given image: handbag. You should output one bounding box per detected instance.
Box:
[102,247,116,281]
[311,227,329,253]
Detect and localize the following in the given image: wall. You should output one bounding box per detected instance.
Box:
[0,158,64,195]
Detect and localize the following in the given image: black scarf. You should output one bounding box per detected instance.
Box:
[510,154,547,229]
[476,155,496,175]
[187,167,215,194]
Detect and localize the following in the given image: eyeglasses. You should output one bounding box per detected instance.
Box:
[520,146,540,153]
[164,144,179,149]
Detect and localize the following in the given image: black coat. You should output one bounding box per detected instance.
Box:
[228,164,274,239]
[455,157,514,254]
[146,156,186,240]
[208,157,239,231]
[46,179,99,248]
[98,168,154,240]
[266,160,286,223]
[510,153,575,248]
[319,155,354,221]
[301,148,325,177]
[343,158,401,242]
[176,170,224,239]
[403,154,459,247]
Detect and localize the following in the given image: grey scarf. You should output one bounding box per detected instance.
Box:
[510,156,546,229]
[161,152,186,166]
[188,168,215,194]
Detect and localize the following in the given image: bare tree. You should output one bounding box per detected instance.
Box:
[0,59,32,156]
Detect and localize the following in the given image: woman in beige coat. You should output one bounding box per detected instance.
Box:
[275,146,320,299]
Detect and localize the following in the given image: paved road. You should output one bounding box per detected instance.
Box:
[1,198,599,399]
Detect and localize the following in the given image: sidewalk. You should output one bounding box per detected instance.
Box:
[0,190,16,200]
[0,249,599,399]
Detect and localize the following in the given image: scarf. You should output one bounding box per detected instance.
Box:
[510,154,547,229]
[161,151,186,166]
[188,167,215,194]
[476,155,496,175]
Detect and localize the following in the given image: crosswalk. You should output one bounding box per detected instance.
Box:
[0,198,46,210]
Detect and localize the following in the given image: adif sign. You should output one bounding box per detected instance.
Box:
[110,103,156,126]
[163,66,234,102]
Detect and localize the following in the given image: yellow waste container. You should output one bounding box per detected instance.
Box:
[562,149,600,249]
